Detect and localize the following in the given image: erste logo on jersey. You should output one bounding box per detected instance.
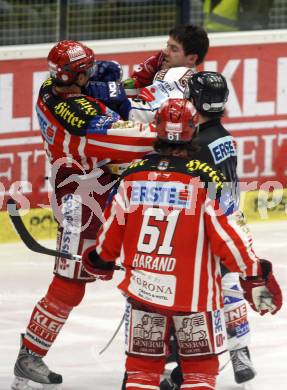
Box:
[130,181,193,208]
[36,106,56,144]
[208,135,237,164]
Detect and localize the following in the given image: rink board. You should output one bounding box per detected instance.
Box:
[0,207,57,243]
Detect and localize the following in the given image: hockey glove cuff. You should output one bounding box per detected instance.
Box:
[82,245,115,281]
[86,81,127,103]
[122,77,141,97]
[240,259,282,315]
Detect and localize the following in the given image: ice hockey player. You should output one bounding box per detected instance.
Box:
[11,40,156,390]
[124,24,209,95]
[81,98,283,390]
[122,62,260,386]
[122,23,264,381]
[182,70,255,386]
[85,25,209,124]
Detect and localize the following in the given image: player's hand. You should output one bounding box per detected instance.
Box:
[91,60,123,82]
[86,81,131,119]
[240,259,282,315]
[131,51,165,87]
[82,245,115,281]
[86,81,127,103]
[123,51,165,97]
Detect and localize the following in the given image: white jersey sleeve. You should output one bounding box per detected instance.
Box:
[128,67,195,123]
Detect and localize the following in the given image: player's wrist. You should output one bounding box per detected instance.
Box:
[82,245,115,280]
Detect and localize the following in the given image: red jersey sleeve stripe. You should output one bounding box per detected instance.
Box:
[210,215,246,270]
[191,204,205,312]
[214,256,222,309]
[206,247,214,311]
[211,212,259,277]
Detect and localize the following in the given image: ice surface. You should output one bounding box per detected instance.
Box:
[1,221,286,389]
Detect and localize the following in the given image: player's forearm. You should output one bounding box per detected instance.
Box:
[205,209,260,276]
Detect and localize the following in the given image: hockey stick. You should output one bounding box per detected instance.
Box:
[7,198,81,261]
[7,198,124,271]
[99,313,125,355]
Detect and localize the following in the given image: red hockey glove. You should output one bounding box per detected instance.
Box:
[82,245,115,281]
[240,259,282,315]
[123,51,165,97]
[131,51,165,87]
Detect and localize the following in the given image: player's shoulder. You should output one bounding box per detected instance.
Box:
[39,77,53,92]
[121,157,152,178]
[121,154,225,187]
[154,66,194,88]
[196,119,231,143]
[39,78,103,116]
[64,94,105,117]
[185,159,227,189]
[194,120,237,164]
[38,81,107,134]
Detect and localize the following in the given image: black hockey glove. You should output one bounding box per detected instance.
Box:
[82,245,115,281]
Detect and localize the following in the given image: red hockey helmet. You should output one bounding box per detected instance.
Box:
[47,40,96,85]
[155,98,196,143]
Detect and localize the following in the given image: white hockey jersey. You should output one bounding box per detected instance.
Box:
[128,67,195,123]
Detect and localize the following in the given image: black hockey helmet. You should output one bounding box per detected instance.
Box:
[184,71,229,113]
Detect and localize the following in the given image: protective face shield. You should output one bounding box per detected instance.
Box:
[155,98,196,143]
[184,71,229,113]
[47,40,96,85]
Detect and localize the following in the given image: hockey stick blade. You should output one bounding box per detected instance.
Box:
[7,198,80,261]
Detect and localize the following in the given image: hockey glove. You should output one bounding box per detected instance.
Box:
[131,50,165,87]
[91,60,123,82]
[85,81,131,119]
[240,259,282,315]
[86,81,126,103]
[123,51,165,97]
[82,245,115,281]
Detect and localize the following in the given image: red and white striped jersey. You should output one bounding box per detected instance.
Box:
[94,154,260,313]
[36,78,155,173]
